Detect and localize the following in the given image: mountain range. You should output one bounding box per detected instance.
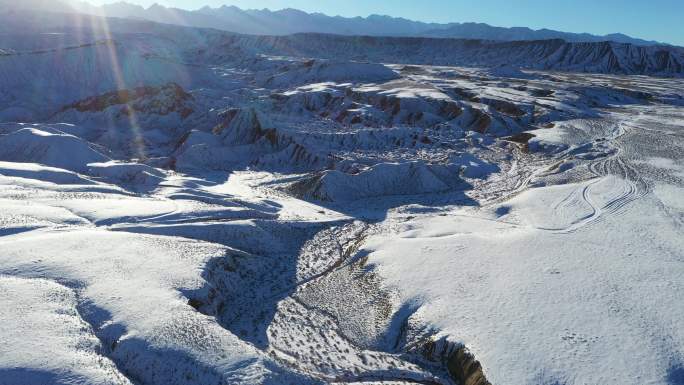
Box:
[4,0,667,46]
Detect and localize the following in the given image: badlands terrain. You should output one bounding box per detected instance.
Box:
[0,9,683,385]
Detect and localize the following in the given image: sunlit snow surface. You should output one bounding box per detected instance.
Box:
[0,11,683,385]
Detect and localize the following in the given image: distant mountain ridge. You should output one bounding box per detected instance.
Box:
[7,0,666,46]
[421,23,664,46]
[2,2,682,78]
[224,34,684,77]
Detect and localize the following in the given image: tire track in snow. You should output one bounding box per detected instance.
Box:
[544,121,650,234]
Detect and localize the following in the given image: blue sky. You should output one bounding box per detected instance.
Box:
[86,0,684,45]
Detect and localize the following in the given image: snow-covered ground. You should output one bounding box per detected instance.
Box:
[364,125,684,384]
[0,10,683,385]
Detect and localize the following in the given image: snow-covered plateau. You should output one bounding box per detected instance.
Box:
[0,9,682,385]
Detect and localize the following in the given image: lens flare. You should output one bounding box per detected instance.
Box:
[87,12,146,160]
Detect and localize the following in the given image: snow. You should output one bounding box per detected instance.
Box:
[363,177,684,385]
[88,161,167,188]
[0,161,95,185]
[360,106,684,384]
[0,230,290,385]
[0,9,682,385]
[0,276,131,385]
[0,128,110,173]
[205,171,347,222]
[355,80,453,101]
[644,157,684,179]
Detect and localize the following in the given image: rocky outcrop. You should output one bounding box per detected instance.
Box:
[422,337,491,385]
[288,162,465,202]
[276,82,537,136]
[60,83,195,118]
[212,108,279,147]
[176,108,327,172]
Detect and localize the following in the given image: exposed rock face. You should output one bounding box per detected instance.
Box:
[422,338,491,385]
[60,83,195,119]
[447,347,491,385]
[213,108,277,146]
[275,81,540,137]
[0,32,204,120]
[176,107,327,172]
[281,85,465,129]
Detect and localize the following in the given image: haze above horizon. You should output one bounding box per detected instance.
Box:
[83,0,684,46]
